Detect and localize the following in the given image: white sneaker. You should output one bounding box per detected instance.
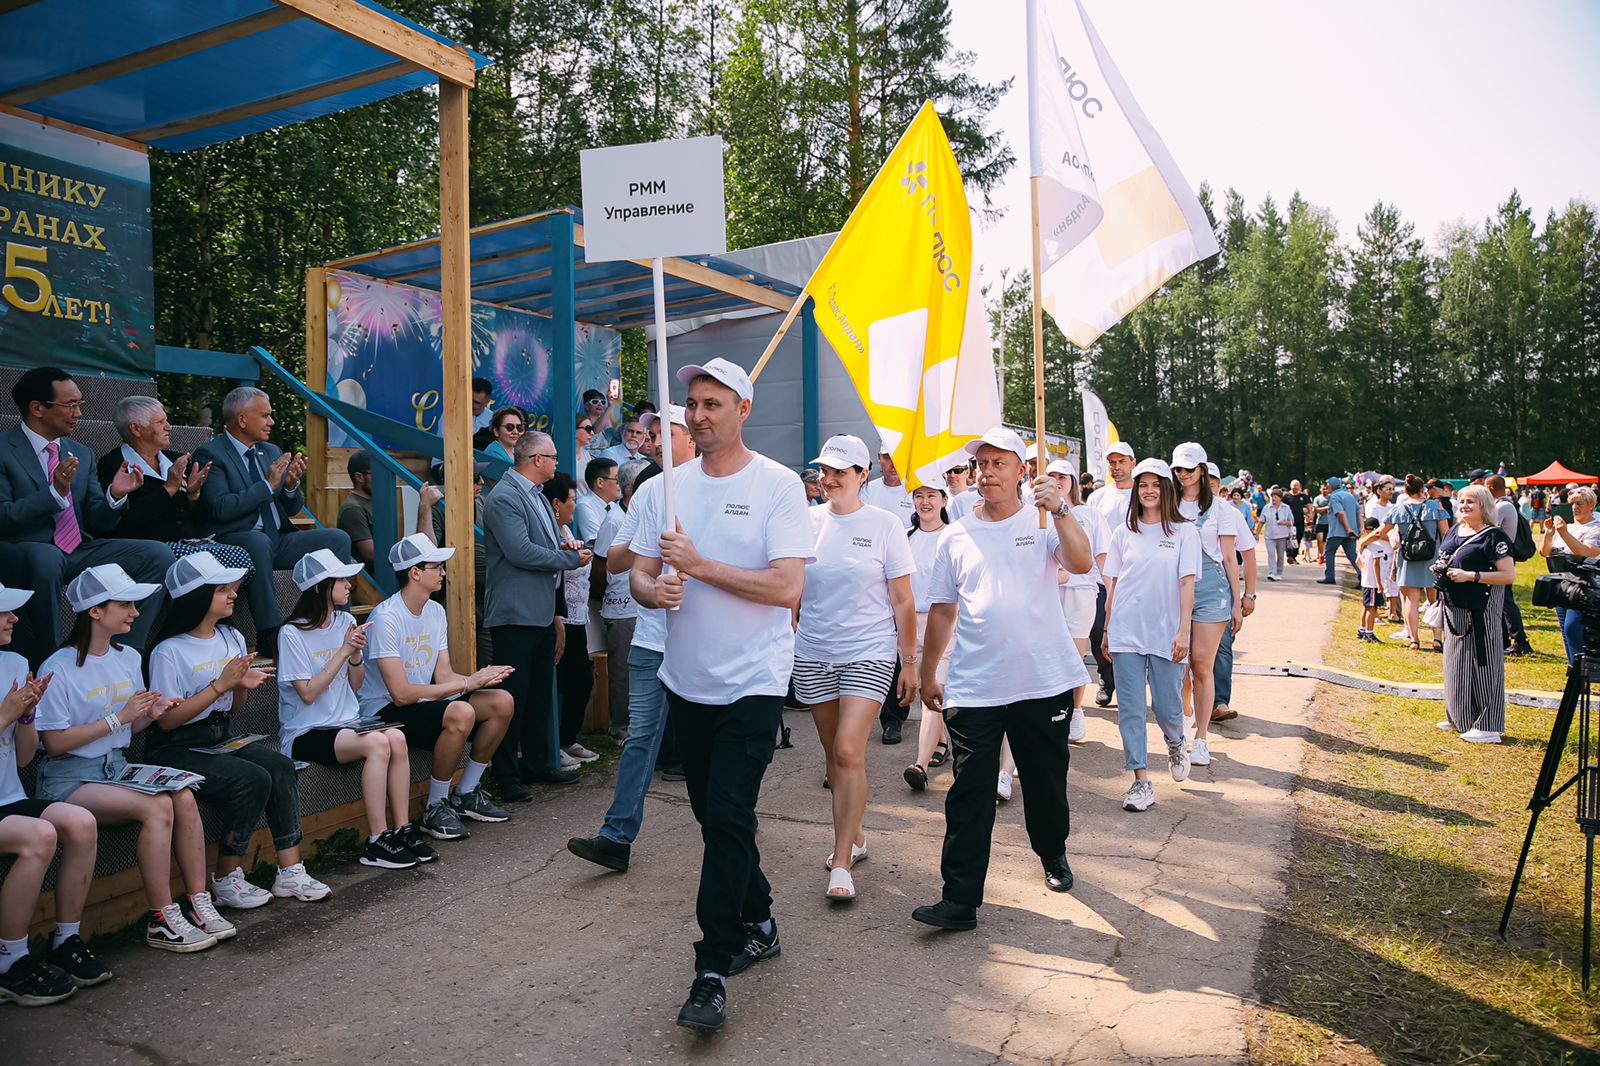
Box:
[562,743,600,764]
[272,863,333,902]
[1068,707,1087,743]
[1167,740,1191,783]
[181,891,237,941]
[996,771,1014,802]
[1190,738,1212,766]
[558,750,582,771]
[1460,728,1503,744]
[210,868,273,910]
[1122,779,1155,812]
[1390,629,1413,642]
[1435,720,1455,732]
[146,903,217,953]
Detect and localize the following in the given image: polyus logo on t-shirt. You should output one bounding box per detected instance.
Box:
[724,503,750,517]
[851,536,874,549]
[1159,539,1177,550]
[1014,534,1037,548]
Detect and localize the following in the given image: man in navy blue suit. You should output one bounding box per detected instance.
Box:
[192,386,350,658]
[0,367,174,665]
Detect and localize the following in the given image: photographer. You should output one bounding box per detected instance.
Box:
[1434,485,1516,744]
[1539,486,1600,664]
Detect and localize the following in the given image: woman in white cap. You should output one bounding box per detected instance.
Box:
[1169,443,1241,768]
[277,549,421,872]
[794,434,918,901]
[1101,460,1199,812]
[1047,459,1110,743]
[33,564,229,953]
[147,552,332,908]
[904,482,954,790]
[0,581,107,1004]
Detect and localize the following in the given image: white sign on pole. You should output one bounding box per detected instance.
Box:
[579,135,727,263]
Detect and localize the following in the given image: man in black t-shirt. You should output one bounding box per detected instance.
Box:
[1283,480,1312,565]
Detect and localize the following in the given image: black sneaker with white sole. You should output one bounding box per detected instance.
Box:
[451,787,510,823]
[726,919,780,976]
[0,955,76,1006]
[47,934,112,987]
[360,830,420,869]
[676,973,727,1032]
[397,823,439,863]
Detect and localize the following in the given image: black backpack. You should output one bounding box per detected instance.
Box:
[1510,507,1536,562]
[1400,503,1437,562]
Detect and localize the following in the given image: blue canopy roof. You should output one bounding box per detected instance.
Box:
[0,0,488,151]
[330,209,803,329]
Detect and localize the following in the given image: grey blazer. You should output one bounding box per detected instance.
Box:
[483,469,583,628]
[0,426,122,543]
[192,433,303,540]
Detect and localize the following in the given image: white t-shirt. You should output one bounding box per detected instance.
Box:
[928,505,1090,708]
[1178,497,1236,563]
[1221,502,1257,550]
[148,628,248,727]
[946,488,978,522]
[908,525,946,613]
[278,612,363,754]
[562,523,592,625]
[630,453,815,702]
[1102,521,1202,658]
[1061,504,1110,590]
[36,644,143,759]
[574,493,610,544]
[595,506,636,621]
[1359,540,1391,589]
[357,595,450,716]
[615,502,663,652]
[1363,496,1391,524]
[1262,502,1295,540]
[864,478,916,530]
[1087,483,1132,526]
[796,504,915,662]
[0,651,30,804]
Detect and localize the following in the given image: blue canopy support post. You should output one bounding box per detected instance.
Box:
[801,297,820,465]
[550,210,578,477]
[368,465,399,598]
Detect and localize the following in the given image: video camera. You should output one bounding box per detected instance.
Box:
[1533,555,1600,658]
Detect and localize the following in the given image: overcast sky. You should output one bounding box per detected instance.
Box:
[949,0,1600,284]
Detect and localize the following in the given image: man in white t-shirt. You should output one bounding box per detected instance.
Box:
[864,447,917,530]
[627,358,813,1033]
[360,534,517,841]
[912,427,1093,932]
[1087,441,1136,709]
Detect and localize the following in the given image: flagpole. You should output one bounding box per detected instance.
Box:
[747,293,806,383]
[1024,0,1048,528]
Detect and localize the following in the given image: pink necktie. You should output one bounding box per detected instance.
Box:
[44,442,83,554]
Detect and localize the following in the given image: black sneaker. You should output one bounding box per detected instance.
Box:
[0,955,76,1007]
[659,763,686,782]
[726,920,780,977]
[1043,855,1075,893]
[492,777,532,803]
[397,823,440,864]
[360,830,420,870]
[567,834,630,873]
[912,899,978,931]
[881,720,903,745]
[1094,686,1113,708]
[676,973,727,1032]
[451,787,511,823]
[47,934,112,987]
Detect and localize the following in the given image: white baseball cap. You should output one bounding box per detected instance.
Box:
[67,564,162,612]
[1025,443,1041,461]
[1171,441,1207,470]
[292,549,364,591]
[963,426,1028,462]
[1046,458,1077,479]
[812,434,871,471]
[1131,457,1174,482]
[165,552,249,598]
[639,403,687,431]
[676,357,753,402]
[912,483,948,496]
[0,582,34,613]
[389,533,455,572]
[1205,462,1220,479]
[1106,441,1135,460]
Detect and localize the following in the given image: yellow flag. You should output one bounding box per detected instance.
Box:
[804,102,1001,490]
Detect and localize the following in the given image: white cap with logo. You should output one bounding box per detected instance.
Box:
[292,549,364,591]
[389,533,455,572]
[67,564,161,612]
[676,357,753,402]
[639,403,687,431]
[1205,462,1220,479]
[165,552,249,598]
[1105,441,1135,460]
[812,434,871,471]
[1170,441,1207,470]
[0,582,33,613]
[1131,457,1174,482]
[1046,458,1077,479]
[963,426,1028,462]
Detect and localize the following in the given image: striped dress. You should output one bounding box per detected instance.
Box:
[1439,525,1512,734]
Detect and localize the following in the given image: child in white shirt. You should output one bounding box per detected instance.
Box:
[1356,518,1392,642]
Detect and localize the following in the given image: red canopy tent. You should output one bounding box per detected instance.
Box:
[1521,460,1599,485]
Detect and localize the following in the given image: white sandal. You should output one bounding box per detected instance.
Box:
[823,841,868,871]
[826,866,856,901]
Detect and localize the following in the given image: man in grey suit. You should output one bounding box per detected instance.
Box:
[192,387,350,657]
[484,430,591,795]
[0,367,174,665]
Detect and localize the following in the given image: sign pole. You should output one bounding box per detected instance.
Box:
[651,255,676,530]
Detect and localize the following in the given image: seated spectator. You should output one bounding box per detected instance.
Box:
[192,387,351,659]
[146,553,331,907]
[276,549,420,870]
[337,449,377,572]
[357,534,516,837]
[470,377,495,436]
[0,580,107,1005]
[576,457,619,544]
[481,406,526,465]
[581,388,613,447]
[35,565,232,953]
[601,417,648,466]
[576,415,603,471]
[97,396,255,576]
[0,368,173,666]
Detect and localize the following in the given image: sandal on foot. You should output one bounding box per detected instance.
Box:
[1407,641,1420,650]
[928,742,950,768]
[826,866,857,901]
[904,763,929,791]
[824,841,869,871]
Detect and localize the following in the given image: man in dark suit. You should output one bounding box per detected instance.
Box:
[192,386,350,657]
[0,367,174,665]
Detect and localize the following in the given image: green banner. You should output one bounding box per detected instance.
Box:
[0,111,154,378]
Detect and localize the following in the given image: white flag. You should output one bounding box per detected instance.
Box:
[1027,0,1220,348]
[1080,387,1117,483]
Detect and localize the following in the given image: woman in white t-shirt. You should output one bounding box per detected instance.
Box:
[1101,460,1200,813]
[1170,444,1241,769]
[794,435,917,902]
[546,472,598,767]
[34,565,227,953]
[1047,461,1109,744]
[147,552,330,908]
[277,550,419,872]
[904,484,953,791]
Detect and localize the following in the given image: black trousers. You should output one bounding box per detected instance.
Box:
[878,660,908,727]
[940,689,1075,908]
[491,622,557,781]
[1089,583,1115,696]
[668,688,783,975]
[1503,591,1529,647]
[557,622,594,747]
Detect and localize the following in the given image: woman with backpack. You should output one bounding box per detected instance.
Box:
[1370,474,1450,650]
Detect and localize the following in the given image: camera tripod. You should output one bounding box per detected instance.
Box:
[1500,655,1600,990]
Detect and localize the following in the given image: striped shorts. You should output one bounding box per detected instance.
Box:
[792,657,896,705]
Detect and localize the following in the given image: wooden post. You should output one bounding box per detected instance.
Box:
[438,79,476,670]
[747,294,805,383]
[304,267,330,523]
[1029,176,1049,528]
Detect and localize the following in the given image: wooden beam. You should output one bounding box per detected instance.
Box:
[121,60,414,142]
[2,8,299,105]
[305,268,331,525]
[438,79,476,671]
[324,209,571,270]
[0,102,148,153]
[572,222,795,312]
[271,0,475,87]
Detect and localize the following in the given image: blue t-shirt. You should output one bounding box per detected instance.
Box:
[1325,490,1360,538]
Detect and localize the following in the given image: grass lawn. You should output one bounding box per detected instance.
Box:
[1248,560,1600,1064]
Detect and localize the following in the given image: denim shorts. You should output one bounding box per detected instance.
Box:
[37,748,130,803]
[1192,553,1233,623]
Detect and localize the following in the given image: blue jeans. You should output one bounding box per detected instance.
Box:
[1324,535,1358,581]
[1558,606,1586,665]
[1214,619,1235,707]
[600,645,669,844]
[1111,652,1186,771]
